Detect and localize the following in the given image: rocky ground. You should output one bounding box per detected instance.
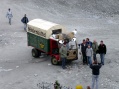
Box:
[0,0,119,89]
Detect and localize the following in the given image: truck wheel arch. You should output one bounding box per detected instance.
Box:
[51,56,58,65]
[32,48,40,58]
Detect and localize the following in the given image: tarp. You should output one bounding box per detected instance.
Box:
[27,19,66,39]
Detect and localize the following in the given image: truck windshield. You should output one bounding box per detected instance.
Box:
[52,29,62,34]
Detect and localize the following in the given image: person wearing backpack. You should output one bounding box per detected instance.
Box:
[21,14,29,31]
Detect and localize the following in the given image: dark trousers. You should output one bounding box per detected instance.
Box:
[8,18,11,25]
[61,57,66,69]
[87,56,92,65]
[82,52,87,63]
[100,54,105,65]
[93,53,97,61]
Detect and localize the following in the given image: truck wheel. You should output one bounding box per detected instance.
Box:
[51,57,58,65]
[32,48,39,58]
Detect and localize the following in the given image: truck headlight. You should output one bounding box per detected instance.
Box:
[59,40,64,44]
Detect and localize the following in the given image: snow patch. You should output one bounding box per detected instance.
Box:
[0,68,13,72]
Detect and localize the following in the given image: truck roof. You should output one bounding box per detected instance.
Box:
[27,19,66,39]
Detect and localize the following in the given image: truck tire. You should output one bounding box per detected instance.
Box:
[51,57,58,65]
[32,48,39,58]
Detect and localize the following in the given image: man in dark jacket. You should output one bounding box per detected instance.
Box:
[90,60,102,89]
[79,39,87,65]
[86,38,92,47]
[98,40,107,65]
[21,14,29,31]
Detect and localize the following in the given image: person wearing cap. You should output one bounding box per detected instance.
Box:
[98,40,107,65]
[86,45,93,65]
[92,40,98,61]
[76,85,83,89]
[6,8,13,25]
[90,60,102,89]
[59,43,67,69]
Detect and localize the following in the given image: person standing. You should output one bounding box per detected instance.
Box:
[87,86,91,89]
[79,39,87,65]
[6,8,13,25]
[86,38,92,47]
[92,40,98,61]
[90,60,102,89]
[98,40,107,65]
[59,43,67,69]
[21,14,29,31]
[86,45,93,65]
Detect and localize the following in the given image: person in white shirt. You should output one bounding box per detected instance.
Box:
[6,8,13,25]
[69,40,76,49]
